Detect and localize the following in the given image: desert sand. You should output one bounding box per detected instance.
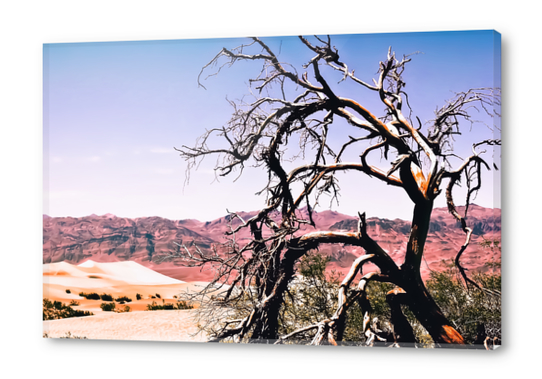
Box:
[43,309,206,341]
[43,260,217,341]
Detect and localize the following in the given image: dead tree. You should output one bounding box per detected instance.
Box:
[174,36,501,346]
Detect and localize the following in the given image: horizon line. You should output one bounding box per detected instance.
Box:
[43,203,500,223]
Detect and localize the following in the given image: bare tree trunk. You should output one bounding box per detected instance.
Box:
[405,278,464,345]
[400,201,465,345]
[387,288,415,344]
[250,245,307,342]
[250,301,281,342]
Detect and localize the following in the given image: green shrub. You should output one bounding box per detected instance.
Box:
[426,263,501,344]
[100,302,116,312]
[43,298,93,320]
[194,249,500,346]
[285,253,500,346]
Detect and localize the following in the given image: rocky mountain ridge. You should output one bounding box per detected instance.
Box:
[43,204,501,281]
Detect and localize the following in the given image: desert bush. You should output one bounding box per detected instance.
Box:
[175,300,193,310]
[146,301,180,310]
[79,292,100,300]
[100,302,116,312]
[273,253,390,345]
[212,252,345,344]
[136,293,142,300]
[69,300,80,306]
[426,262,501,344]
[210,251,500,347]
[280,254,341,335]
[115,296,132,303]
[99,293,114,301]
[43,298,93,320]
[146,298,193,311]
[65,289,71,294]
[115,305,131,313]
[155,293,161,299]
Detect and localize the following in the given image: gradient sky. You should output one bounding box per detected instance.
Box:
[43,30,501,221]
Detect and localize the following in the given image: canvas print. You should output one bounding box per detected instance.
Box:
[43,31,501,349]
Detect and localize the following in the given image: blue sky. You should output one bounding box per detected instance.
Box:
[43,30,501,221]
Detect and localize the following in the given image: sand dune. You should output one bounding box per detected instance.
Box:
[44,260,185,285]
[43,260,220,340]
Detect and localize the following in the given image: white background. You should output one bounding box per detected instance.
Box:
[0,1,537,377]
